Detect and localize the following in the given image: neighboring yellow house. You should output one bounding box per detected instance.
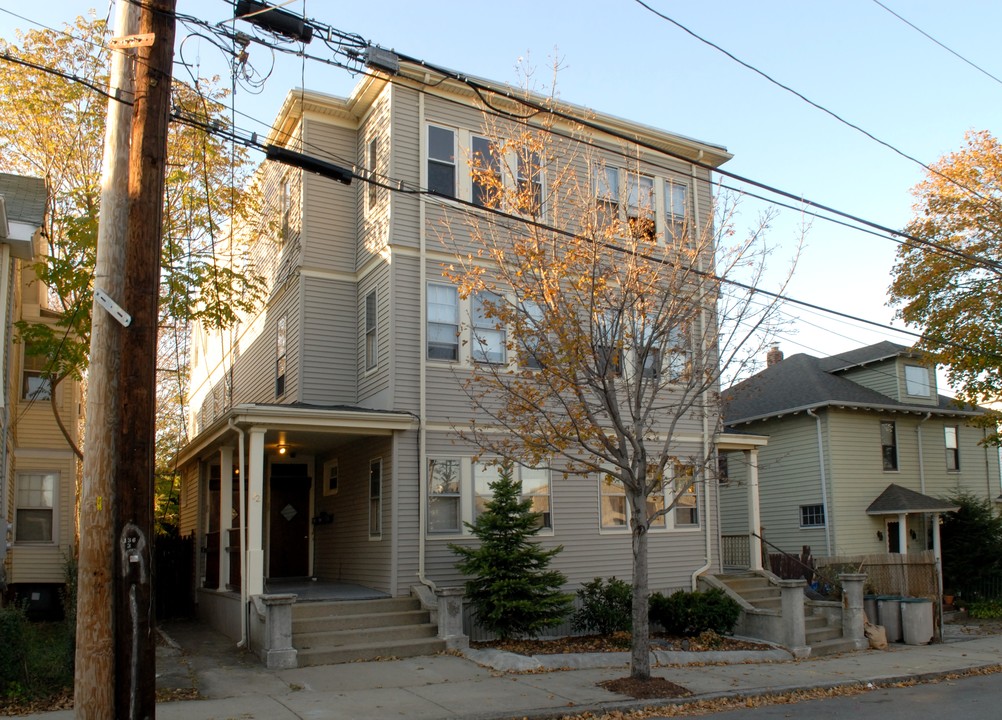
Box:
[0,173,81,616]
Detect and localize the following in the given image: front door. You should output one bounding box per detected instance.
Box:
[269,464,311,578]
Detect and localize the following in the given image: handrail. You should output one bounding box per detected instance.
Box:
[751,532,850,593]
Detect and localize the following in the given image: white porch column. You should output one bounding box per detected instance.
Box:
[219,446,234,590]
[898,512,908,555]
[748,448,763,571]
[932,512,943,597]
[247,428,266,596]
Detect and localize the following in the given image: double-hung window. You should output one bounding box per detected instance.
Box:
[364,290,377,370]
[474,463,552,529]
[428,458,462,533]
[945,425,960,471]
[471,135,500,208]
[626,174,656,241]
[427,283,459,361]
[275,315,287,397]
[517,149,543,214]
[880,420,898,471]
[595,310,622,377]
[22,343,51,401]
[600,474,628,529]
[521,301,544,370]
[15,472,56,542]
[594,166,620,228]
[427,125,457,197]
[665,325,691,382]
[472,290,505,364]
[665,181,688,244]
[673,462,698,526]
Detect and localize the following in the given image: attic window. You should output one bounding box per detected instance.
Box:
[904,365,931,396]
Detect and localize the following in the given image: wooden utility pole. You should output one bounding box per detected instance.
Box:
[75,1,138,717]
[115,0,176,717]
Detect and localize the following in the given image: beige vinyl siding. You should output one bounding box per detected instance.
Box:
[389,85,421,248]
[357,264,391,405]
[179,462,199,537]
[896,359,938,406]
[391,253,421,413]
[836,362,899,401]
[9,453,75,584]
[357,88,392,269]
[299,274,357,404]
[312,437,394,593]
[391,431,420,595]
[301,118,357,274]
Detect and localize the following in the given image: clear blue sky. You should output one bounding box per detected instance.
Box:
[2,0,1000,380]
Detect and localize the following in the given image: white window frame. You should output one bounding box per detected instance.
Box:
[427,124,457,198]
[471,290,506,364]
[593,165,691,246]
[22,343,52,401]
[473,462,552,531]
[881,420,898,471]
[945,425,960,472]
[799,503,826,528]
[15,472,57,543]
[427,283,460,362]
[369,458,382,539]
[428,457,463,534]
[671,461,699,528]
[364,290,378,371]
[275,315,287,397]
[665,179,689,244]
[470,134,500,208]
[516,147,544,215]
[323,459,339,496]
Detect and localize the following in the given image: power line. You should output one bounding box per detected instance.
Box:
[629,0,1002,217]
[870,0,1002,88]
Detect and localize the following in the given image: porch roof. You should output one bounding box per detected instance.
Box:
[177,402,419,465]
[866,483,960,516]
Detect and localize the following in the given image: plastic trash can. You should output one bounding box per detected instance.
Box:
[877,596,903,642]
[900,598,934,645]
[864,595,878,624]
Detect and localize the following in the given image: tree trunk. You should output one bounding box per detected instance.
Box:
[629,488,651,680]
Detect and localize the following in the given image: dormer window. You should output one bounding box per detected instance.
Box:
[904,364,931,397]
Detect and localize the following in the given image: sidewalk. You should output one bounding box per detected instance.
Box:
[21,619,1002,720]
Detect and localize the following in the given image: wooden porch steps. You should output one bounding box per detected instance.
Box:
[291,596,446,667]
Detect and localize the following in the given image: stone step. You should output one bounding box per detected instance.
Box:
[293,608,430,634]
[292,596,420,619]
[295,622,438,650]
[804,615,828,630]
[806,625,842,643]
[719,577,773,593]
[296,637,447,667]
[809,637,859,657]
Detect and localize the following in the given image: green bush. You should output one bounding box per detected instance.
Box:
[967,599,1002,619]
[0,603,73,703]
[649,587,741,637]
[571,577,633,635]
[0,604,30,697]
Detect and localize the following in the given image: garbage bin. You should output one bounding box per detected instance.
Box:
[864,594,878,624]
[877,596,903,642]
[900,598,934,645]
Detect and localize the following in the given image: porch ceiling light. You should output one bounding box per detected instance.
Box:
[277,445,288,455]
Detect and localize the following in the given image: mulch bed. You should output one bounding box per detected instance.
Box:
[600,676,692,699]
[473,631,770,656]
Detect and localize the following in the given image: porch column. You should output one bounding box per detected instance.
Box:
[932,511,943,599]
[247,428,266,597]
[748,448,763,571]
[897,512,908,555]
[219,446,234,590]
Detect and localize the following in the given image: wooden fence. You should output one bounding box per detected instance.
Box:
[816,550,938,599]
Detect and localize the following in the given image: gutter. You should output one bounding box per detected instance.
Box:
[728,400,982,428]
[806,409,832,556]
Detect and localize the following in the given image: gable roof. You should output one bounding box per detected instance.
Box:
[724,341,981,425]
[866,483,959,515]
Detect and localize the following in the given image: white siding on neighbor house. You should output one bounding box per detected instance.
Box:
[721,414,831,557]
[301,118,357,274]
[299,274,357,405]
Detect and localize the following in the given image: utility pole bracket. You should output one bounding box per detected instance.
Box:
[94,287,132,327]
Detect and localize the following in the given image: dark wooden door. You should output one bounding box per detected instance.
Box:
[269,464,311,578]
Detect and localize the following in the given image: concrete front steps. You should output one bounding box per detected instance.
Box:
[716,572,781,611]
[291,596,445,666]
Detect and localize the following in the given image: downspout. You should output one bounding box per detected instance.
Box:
[690,162,712,589]
[916,412,931,495]
[416,90,435,592]
[806,409,832,556]
[229,418,248,647]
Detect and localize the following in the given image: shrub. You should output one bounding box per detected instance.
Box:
[967,599,1002,619]
[0,604,30,697]
[571,577,632,635]
[649,587,741,637]
[450,465,572,640]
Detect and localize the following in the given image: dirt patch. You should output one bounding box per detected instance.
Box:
[600,676,692,699]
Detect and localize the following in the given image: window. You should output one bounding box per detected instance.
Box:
[275,315,287,397]
[595,310,622,377]
[600,474,628,528]
[521,301,544,369]
[364,290,377,370]
[366,138,378,210]
[665,181,688,243]
[15,472,56,542]
[471,135,500,208]
[673,462,698,526]
[474,463,552,529]
[665,325,690,382]
[472,290,506,364]
[427,125,456,197]
[800,504,826,528]
[904,365,931,396]
[594,166,620,228]
[323,459,339,496]
[428,458,461,533]
[880,420,898,471]
[427,283,459,361]
[369,459,382,537]
[517,149,543,214]
[716,452,730,484]
[22,343,51,401]
[945,425,960,471]
[626,174,656,241]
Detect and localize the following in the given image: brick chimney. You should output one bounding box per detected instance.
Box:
[766,342,784,368]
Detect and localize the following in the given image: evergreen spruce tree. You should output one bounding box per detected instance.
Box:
[450,465,572,640]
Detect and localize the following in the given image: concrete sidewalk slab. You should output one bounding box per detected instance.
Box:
[277,654,492,693]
